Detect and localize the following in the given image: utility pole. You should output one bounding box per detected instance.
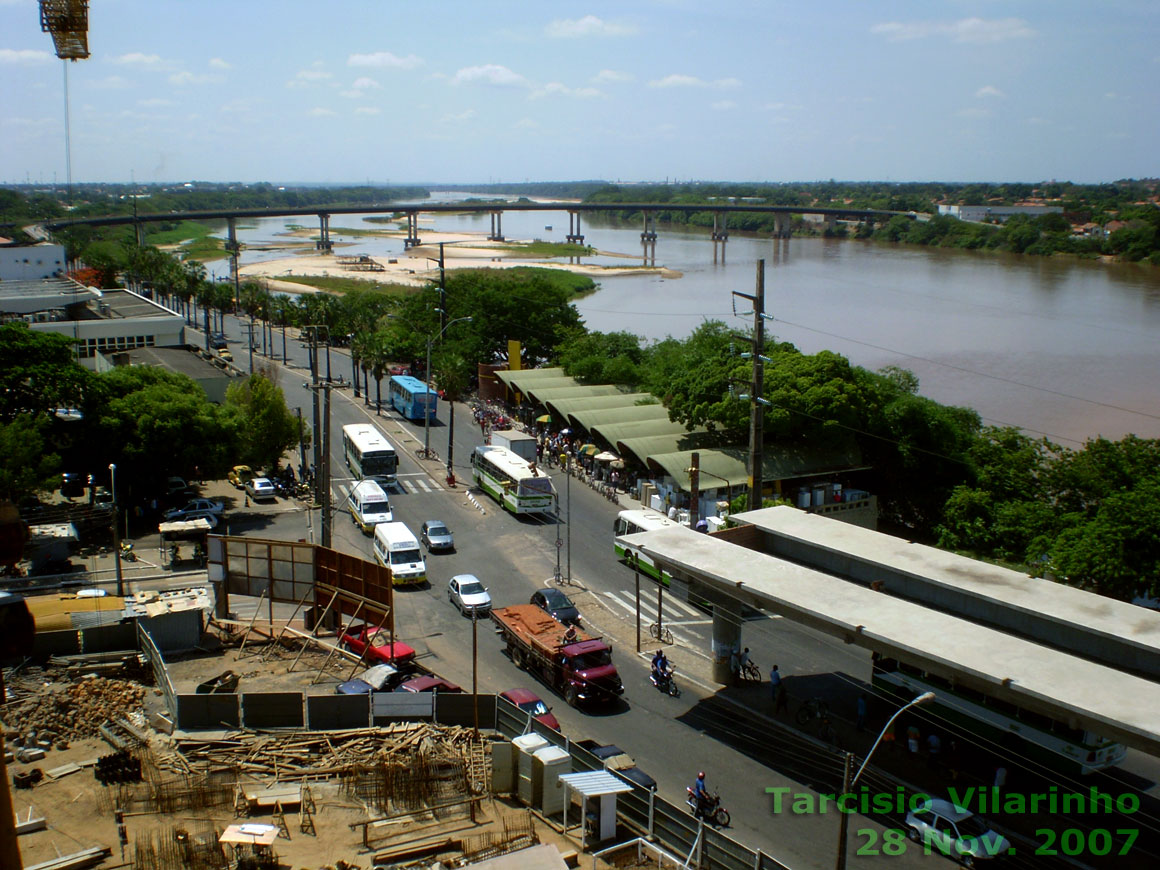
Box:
[732,260,772,511]
[304,378,334,549]
[308,327,322,498]
[688,452,701,530]
[110,463,124,597]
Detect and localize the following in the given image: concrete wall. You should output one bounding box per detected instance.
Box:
[0,244,66,280]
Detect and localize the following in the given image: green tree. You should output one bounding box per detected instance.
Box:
[225,373,300,470]
[0,414,61,502]
[556,330,645,385]
[0,323,93,421]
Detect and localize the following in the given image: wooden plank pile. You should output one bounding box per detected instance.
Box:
[173,723,479,780]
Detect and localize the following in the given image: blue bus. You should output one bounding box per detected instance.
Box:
[389,374,438,421]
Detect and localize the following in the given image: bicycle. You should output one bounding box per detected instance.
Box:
[741,660,761,682]
[649,622,673,645]
[796,697,836,742]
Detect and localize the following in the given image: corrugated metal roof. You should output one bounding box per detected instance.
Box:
[524,384,620,403]
[591,417,690,449]
[494,367,566,391]
[646,444,867,492]
[544,393,650,421]
[569,401,669,433]
[616,432,720,469]
[506,376,580,395]
[557,770,634,797]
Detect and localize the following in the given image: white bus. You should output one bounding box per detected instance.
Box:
[372,521,427,586]
[342,424,398,485]
[470,445,555,514]
[348,479,393,534]
[613,509,682,585]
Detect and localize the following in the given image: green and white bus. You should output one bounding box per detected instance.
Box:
[342,424,398,485]
[613,509,682,584]
[470,445,555,514]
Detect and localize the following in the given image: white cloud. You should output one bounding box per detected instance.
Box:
[451,64,529,87]
[355,106,380,115]
[712,100,737,111]
[309,107,337,117]
[546,15,636,38]
[209,58,231,70]
[957,107,992,119]
[530,82,603,100]
[348,51,422,69]
[648,74,740,89]
[593,69,633,84]
[296,69,332,82]
[0,48,53,65]
[115,52,161,65]
[872,18,1034,44]
[170,71,225,86]
[138,98,175,108]
[975,85,1004,99]
[648,74,704,88]
[352,77,380,90]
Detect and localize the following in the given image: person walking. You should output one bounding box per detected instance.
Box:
[770,664,787,714]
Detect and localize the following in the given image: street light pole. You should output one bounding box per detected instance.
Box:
[423,336,433,459]
[835,691,935,870]
[109,463,123,597]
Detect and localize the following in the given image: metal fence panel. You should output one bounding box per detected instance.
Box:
[138,624,175,720]
[175,693,240,730]
[372,692,433,722]
[306,694,371,730]
[434,693,496,728]
[241,692,304,729]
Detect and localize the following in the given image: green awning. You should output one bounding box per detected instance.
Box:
[525,384,622,404]
[545,393,655,422]
[592,417,689,450]
[515,377,584,398]
[570,402,669,433]
[616,431,719,470]
[494,367,565,391]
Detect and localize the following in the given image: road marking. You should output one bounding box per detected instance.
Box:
[602,590,703,620]
[600,592,705,646]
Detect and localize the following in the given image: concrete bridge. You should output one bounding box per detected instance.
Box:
[44,200,908,261]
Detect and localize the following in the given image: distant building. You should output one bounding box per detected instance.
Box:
[937,204,1063,223]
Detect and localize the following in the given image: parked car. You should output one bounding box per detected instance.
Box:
[245,477,276,501]
[335,663,408,695]
[905,798,1010,865]
[227,465,258,489]
[499,688,560,731]
[447,574,492,617]
[420,520,454,552]
[164,498,225,521]
[530,587,581,626]
[576,740,656,790]
[395,675,462,693]
[210,333,229,350]
[165,477,194,500]
[218,349,233,362]
[338,624,417,666]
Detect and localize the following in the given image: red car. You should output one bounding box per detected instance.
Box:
[338,624,416,666]
[395,675,462,693]
[500,687,561,731]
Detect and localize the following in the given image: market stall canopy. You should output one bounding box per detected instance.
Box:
[593,451,618,462]
[535,414,552,423]
[579,444,599,457]
[158,518,213,535]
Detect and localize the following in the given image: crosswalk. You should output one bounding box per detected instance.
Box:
[600,590,711,646]
[396,474,443,495]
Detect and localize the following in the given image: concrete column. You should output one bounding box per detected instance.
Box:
[134,221,146,247]
[488,210,504,241]
[317,213,332,252]
[708,592,742,684]
[712,212,728,264]
[404,211,421,248]
[824,215,837,234]
[566,210,584,245]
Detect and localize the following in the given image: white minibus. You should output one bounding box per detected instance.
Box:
[372,521,427,586]
[348,479,393,534]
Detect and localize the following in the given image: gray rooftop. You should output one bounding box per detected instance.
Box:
[619,523,1160,756]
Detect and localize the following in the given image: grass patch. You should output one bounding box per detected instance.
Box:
[328,226,399,237]
[473,266,597,298]
[363,215,405,224]
[146,220,218,246]
[276,275,414,296]
[179,236,226,261]
[497,241,594,258]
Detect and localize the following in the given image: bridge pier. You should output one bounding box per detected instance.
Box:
[773,214,791,239]
[488,210,504,242]
[711,212,728,264]
[566,210,584,245]
[403,211,421,249]
[823,215,837,235]
[316,213,333,252]
[705,589,743,685]
[640,211,658,265]
[133,221,146,247]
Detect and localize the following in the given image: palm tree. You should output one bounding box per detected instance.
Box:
[270,294,296,364]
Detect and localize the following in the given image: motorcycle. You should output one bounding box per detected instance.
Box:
[686,787,730,827]
[118,541,137,562]
[649,665,681,698]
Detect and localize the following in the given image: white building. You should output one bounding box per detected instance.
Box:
[937,204,1063,223]
[0,242,67,280]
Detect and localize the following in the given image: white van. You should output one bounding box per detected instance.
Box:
[349,479,393,534]
[373,521,427,586]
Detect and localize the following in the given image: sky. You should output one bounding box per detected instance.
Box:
[2,0,1157,186]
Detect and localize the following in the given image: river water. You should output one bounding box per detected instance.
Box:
[213,194,1160,446]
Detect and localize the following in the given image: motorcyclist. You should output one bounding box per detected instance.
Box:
[651,650,670,685]
[692,771,708,814]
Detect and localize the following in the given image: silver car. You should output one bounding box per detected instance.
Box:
[447,574,491,617]
[905,798,1010,866]
[420,520,454,552]
[245,477,277,501]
